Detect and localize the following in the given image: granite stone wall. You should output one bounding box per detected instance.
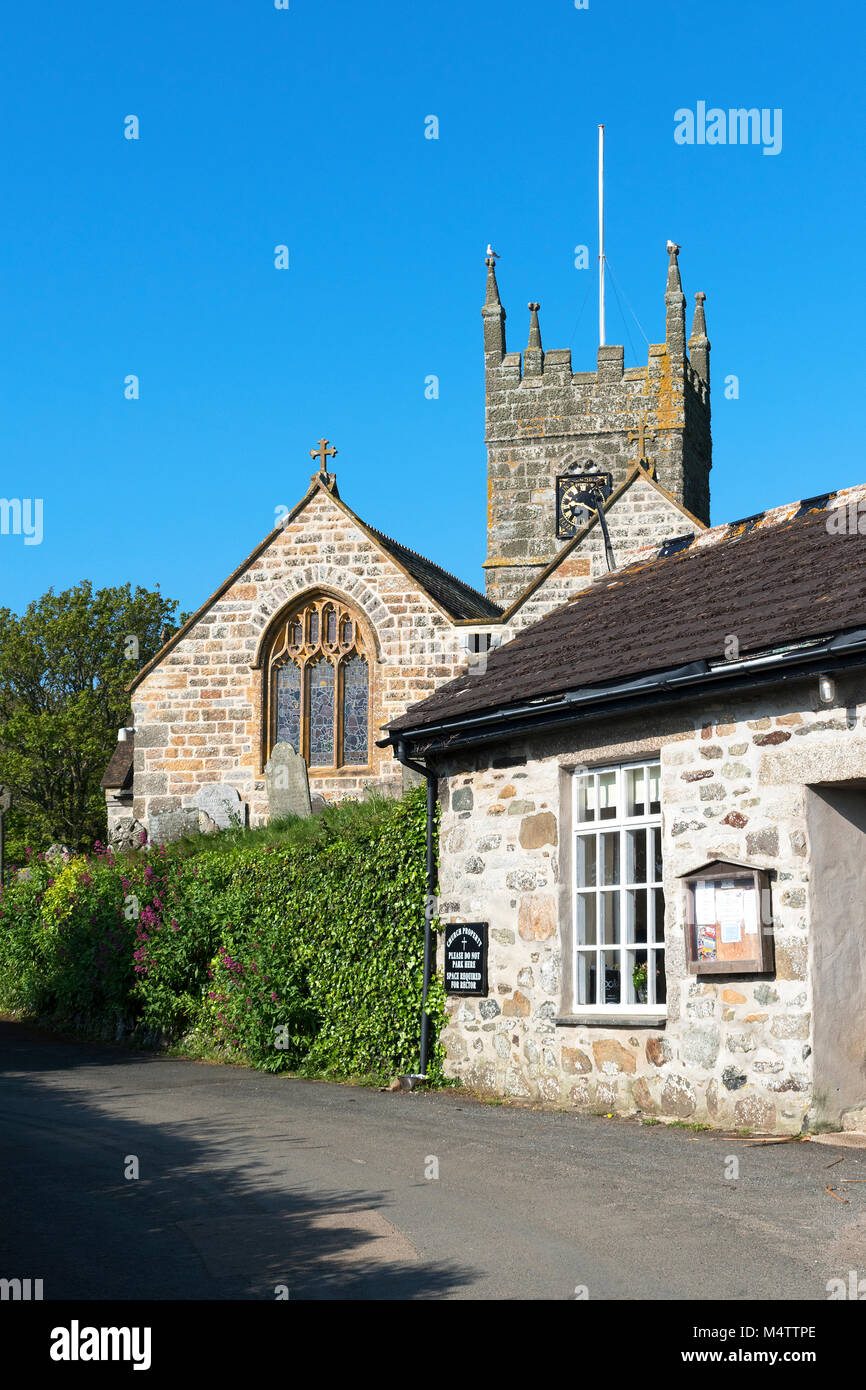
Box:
[435,675,866,1134]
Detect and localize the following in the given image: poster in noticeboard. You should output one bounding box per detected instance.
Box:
[682,862,773,975]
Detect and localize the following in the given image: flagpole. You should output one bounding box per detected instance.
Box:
[598,123,606,348]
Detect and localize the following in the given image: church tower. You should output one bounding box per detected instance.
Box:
[482,246,712,607]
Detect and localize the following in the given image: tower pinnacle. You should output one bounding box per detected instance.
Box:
[665,241,686,360]
[688,291,710,383]
[482,255,506,360]
[524,301,543,376]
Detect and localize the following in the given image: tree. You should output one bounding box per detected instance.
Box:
[0,581,186,860]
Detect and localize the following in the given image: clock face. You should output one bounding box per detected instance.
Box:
[556,480,593,538]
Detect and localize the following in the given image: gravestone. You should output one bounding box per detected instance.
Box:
[265,742,312,819]
[149,808,200,845]
[192,783,247,833]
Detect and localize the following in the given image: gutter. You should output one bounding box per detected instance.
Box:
[380,627,866,757]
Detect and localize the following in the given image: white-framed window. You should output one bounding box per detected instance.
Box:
[573,761,666,1013]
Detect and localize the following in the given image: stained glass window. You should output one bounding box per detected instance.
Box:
[308,659,335,766]
[342,656,369,763]
[267,597,371,770]
[275,662,301,752]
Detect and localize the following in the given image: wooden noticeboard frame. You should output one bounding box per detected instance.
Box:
[680,860,774,976]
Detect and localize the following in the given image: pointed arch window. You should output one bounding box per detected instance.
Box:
[264,595,371,769]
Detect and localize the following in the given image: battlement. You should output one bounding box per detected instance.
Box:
[482,246,712,606]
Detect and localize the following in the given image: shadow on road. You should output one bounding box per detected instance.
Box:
[0,1021,476,1300]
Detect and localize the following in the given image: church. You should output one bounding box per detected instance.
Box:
[103,243,713,838]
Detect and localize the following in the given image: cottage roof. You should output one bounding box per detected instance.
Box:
[386,487,866,740]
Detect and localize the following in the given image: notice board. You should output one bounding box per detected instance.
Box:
[443,922,489,997]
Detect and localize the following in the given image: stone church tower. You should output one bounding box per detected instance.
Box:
[482,245,711,607]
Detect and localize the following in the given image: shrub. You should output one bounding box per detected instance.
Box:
[0,789,445,1082]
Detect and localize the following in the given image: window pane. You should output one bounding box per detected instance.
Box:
[652,888,666,943]
[576,951,596,1005]
[598,771,617,820]
[341,656,369,763]
[647,764,661,815]
[629,949,648,1004]
[626,828,647,884]
[625,766,645,817]
[652,826,663,882]
[342,617,353,644]
[601,892,620,944]
[326,608,337,643]
[576,835,597,888]
[653,950,667,1005]
[308,610,319,645]
[576,893,597,946]
[600,832,620,885]
[576,775,596,823]
[626,889,648,943]
[308,659,335,765]
[290,620,302,646]
[602,951,621,1005]
[275,662,301,752]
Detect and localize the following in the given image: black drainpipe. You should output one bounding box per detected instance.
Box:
[396,741,437,1078]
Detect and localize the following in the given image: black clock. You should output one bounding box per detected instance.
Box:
[556,464,613,539]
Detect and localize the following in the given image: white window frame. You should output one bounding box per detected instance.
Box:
[572,760,666,1016]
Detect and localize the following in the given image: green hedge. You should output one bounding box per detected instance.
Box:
[0,788,445,1083]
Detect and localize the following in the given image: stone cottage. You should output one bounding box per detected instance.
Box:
[384,487,866,1134]
[106,244,711,838]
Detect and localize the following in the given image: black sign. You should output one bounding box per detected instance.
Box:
[444,922,488,997]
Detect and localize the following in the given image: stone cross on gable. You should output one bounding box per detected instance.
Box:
[627,412,656,466]
[310,438,338,474]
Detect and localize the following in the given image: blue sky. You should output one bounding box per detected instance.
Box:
[1,0,862,616]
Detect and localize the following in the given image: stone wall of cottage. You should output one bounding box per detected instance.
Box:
[131,486,475,828]
[435,674,866,1134]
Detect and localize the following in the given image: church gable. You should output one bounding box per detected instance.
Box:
[505,466,706,632]
[129,471,497,832]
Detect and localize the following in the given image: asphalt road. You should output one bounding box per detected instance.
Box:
[1,1020,863,1301]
